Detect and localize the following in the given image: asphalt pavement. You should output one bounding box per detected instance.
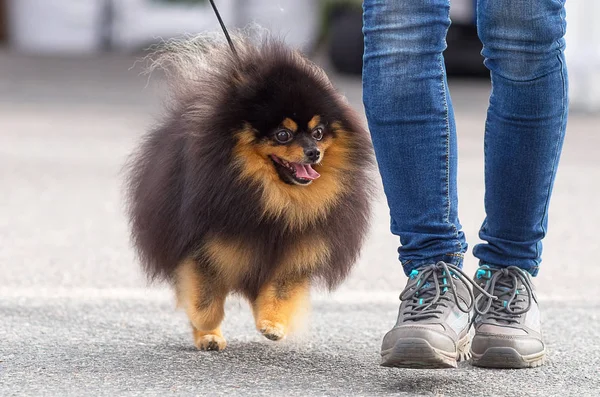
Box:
[1,51,599,396]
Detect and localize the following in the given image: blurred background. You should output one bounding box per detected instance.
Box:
[0,0,506,76]
[1,0,599,304]
[1,1,600,395]
[1,0,598,104]
[1,0,599,301]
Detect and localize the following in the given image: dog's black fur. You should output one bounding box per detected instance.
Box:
[125,34,373,300]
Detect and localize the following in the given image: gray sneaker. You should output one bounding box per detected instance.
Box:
[471,265,546,368]
[381,262,494,369]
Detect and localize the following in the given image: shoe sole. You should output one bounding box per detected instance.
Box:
[380,333,471,369]
[470,347,546,369]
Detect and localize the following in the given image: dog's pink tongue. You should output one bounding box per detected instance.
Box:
[292,163,320,180]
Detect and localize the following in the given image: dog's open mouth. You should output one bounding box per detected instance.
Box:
[270,155,320,185]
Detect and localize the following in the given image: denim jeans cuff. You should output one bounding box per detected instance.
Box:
[402,253,464,277]
[478,261,540,277]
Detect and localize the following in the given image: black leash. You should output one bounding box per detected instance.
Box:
[208,0,239,59]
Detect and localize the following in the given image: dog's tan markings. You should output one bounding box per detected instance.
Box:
[279,234,331,274]
[308,115,321,130]
[281,118,298,132]
[193,327,227,351]
[318,124,355,172]
[233,126,357,230]
[252,236,326,340]
[203,236,251,287]
[261,144,305,164]
[252,277,310,341]
[175,259,228,350]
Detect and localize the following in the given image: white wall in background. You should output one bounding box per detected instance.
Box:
[112,0,321,53]
[7,0,104,54]
[110,0,236,51]
[237,0,319,53]
[565,1,600,112]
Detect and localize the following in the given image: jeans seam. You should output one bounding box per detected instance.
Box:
[536,10,567,261]
[439,47,462,254]
[440,53,450,227]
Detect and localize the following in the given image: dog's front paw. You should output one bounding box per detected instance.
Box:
[194,333,227,351]
[257,320,286,341]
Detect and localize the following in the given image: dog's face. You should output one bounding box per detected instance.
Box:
[230,63,349,187]
[252,114,329,186]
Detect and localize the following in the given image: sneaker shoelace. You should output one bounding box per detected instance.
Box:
[400,262,495,321]
[474,266,535,324]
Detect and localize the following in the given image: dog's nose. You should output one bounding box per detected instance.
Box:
[304,148,321,162]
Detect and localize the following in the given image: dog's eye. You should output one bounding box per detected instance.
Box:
[312,127,324,141]
[275,129,293,143]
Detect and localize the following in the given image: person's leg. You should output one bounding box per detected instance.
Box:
[362,0,478,369]
[471,0,568,368]
[362,0,467,277]
[473,0,568,275]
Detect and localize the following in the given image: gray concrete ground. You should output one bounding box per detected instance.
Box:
[1,51,599,396]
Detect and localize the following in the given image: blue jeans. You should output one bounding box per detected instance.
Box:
[362,0,568,277]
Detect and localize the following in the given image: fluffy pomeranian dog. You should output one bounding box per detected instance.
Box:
[125,31,373,351]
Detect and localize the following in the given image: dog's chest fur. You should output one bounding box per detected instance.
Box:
[199,224,330,292]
